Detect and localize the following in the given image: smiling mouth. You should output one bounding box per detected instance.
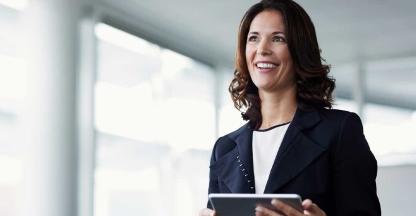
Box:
[255,62,278,70]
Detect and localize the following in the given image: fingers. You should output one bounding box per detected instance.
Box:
[271,199,303,216]
[302,199,320,212]
[255,205,283,216]
[199,208,216,216]
[199,200,324,216]
[301,199,326,216]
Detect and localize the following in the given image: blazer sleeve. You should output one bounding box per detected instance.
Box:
[206,137,220,209]
[206,135,237,209]
[332,113,381,216]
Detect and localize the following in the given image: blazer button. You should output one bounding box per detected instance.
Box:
[250,187,254,190]
[239,164,243,167]
[244,174,248,177]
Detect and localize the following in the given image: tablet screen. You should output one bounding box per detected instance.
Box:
[209,193,302,216]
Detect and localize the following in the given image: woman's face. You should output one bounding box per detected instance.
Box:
[245,9,295,93]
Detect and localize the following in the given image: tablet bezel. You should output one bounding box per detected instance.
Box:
[209,193,303,216]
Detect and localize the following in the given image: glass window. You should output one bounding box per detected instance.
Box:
[218,71,245,136]
[364,57,416,165]
[0,6,26,216]
[94,23,216,216]
[0,0,28,11]
[364,103,416,165]
[332,57,416,166]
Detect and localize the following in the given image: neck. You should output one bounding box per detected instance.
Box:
[259,85,297,130]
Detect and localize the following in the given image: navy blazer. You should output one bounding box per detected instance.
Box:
[207,108,381,216]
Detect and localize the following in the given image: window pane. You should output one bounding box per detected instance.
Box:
[364,57,416,165]
[364,103,416,165]
[94,23,216,216]
[218,71,245,136]
[0,6,25,216]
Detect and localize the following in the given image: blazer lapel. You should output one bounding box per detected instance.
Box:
[212,124,256,193]
[264,108,327,193]
[235,124,256,192]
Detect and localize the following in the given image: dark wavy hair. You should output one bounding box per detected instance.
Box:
[229,0,335,129]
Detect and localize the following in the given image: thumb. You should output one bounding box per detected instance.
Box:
[199,208,215,216]
[302,199,320,213]
[302,199,313,210]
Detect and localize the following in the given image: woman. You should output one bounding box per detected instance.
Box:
[200,0,381,215]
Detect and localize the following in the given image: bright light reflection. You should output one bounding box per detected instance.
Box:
[95,82,155,142]
[0,0,28,11]
[365,122,416,156]
[0,54,26,102]
[0,155,23,185]
[363,103,416,165]
[412,111,416,121]
[219,104,244,136]
[95,23,160,57]
[161,49,192,79]
[95,168,160,216]
[163,98,215,152]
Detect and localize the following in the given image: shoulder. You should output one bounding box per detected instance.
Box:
[318,108,357,120]
[317,108,363,130]
[300,108,364,149]
[317,109,370,154]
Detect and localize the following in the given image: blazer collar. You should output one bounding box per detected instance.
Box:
[218,107,326,194]
[273,107,321,159]
[264,107,325,193]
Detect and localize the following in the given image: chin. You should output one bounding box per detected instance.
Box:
[253,79,273,88]
[254,84,274,92]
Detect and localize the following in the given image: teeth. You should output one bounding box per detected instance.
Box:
[256,63,276,69]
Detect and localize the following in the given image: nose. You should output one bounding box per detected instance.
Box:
[257,40,272,56]
[258,49,272,56]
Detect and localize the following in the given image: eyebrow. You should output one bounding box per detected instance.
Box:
[248,31,285,35]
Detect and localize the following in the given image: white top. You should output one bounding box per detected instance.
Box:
[252,122,290,194]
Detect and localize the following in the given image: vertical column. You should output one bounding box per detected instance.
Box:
[353,61,366,118]
[22,0,82,216]
[77,6,97,216]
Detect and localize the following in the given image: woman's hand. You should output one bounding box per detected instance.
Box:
[255,199,326,216]
[199,208,216,216]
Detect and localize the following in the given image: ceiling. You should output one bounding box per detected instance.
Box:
[96,0,416,109]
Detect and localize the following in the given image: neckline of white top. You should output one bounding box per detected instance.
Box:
[254,121,291,132]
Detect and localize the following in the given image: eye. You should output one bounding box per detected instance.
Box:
[247,35,258,42]
[272,36,286,43]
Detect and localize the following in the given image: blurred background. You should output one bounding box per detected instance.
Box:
[0,0,415,216]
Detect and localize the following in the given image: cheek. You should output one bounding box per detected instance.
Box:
[245,46,255,62]
[277,47,292,63]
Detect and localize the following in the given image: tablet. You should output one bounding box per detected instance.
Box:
[209,193,302,216]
